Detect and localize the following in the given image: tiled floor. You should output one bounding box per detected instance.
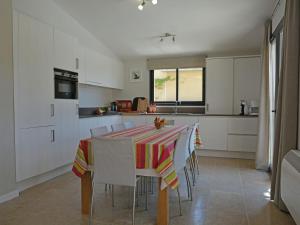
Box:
[0,157,296,225]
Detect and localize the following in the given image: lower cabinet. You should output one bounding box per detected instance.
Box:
[122,115,147,126]
[198,117,228,151]
[16,126,57,182]
[227,135,257,152]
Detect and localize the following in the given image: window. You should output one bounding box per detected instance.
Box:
[150,68,205,106]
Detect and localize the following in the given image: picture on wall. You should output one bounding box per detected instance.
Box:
[130,70,143,82]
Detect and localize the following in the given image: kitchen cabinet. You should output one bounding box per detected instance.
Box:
[206,58,234,114]
[227,135,257,152]
[85,48,110,86]
[122,115,147,126]
[16,126,56,181]
[54,29,78,72]
[198,117,228,150]
[55,100,80,166]
[15,12,55,129]
[77,45,86,83]
[233,57,261,114]
[227,117,258,135]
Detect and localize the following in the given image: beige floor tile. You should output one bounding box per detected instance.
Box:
[0,157,296,225]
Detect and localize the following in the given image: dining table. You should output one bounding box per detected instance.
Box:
[72,124,201,225]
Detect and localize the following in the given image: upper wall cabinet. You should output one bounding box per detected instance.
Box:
[15,12,55,128]
[83,47,124,89]
[206,58,234,114]
[54,29,78,72]
[233,57,261,114]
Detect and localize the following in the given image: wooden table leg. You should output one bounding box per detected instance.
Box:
[81,171,92,215]
[157,178,169,225]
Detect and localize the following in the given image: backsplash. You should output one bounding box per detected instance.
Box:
[78,84,113,107]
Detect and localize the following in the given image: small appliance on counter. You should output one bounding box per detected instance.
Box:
[248,100,259,115]
[115,100,132,112]
[110,102,118,112]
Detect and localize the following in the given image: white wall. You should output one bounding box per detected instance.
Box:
[79,84,113,107]
[113,59,149,100]
[0,0,17,198]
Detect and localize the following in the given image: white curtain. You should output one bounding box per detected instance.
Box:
[256,21,272,170]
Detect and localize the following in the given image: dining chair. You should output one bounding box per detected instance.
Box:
[90,126,109,138]
[173,128,193,216]
[111,123,126,132]
[90,137,138,225]
[123,121,135,129]
[188,123,200,186]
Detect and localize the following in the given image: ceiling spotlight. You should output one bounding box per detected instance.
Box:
[172,36,175,42]
[160,37,164,42]
[152,0,158,5]
[138,1,145,10]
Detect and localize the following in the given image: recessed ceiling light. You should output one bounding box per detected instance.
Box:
[152,0,158,5]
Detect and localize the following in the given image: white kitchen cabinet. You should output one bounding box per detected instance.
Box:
[206,58,234,114]
[55,100,80,166]
[227,135,257,152]
[77,45,86,83]
[227,117,258,135]
[198,117,228,150]
[15,12,55,129]
[233,57,261,114]
[85,48,110,86]
[173,116,198,126]
[54,29,78,72]
[122,115,147,126]
[16,126,56,181]
[110,59,124,89]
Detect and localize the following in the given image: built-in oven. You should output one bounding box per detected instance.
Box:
[54,68,78,99]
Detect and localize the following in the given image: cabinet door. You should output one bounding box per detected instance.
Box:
[55,100,80,165]
[77,45,86,84]
[110,59,124,89]
[122,116,147,126]
[227,135,257,152]
[54,29,78,72]
[173,116,198,126]
[198,117,228,150]
[16,126,56,181]
[206,58,234,114]
[85,48,110,86]
[79,117,101,139]
[233,57,261,114]
[16,13,55,128]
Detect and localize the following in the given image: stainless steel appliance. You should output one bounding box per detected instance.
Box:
[54,68,78,99]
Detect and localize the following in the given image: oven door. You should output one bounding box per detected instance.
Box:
[55,77,78,99]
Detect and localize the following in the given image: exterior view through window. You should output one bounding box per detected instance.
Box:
[150,68,205,105]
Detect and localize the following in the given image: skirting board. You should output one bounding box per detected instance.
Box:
[0,190,19,204]
[196,149,256,159]
[17,164,73,192]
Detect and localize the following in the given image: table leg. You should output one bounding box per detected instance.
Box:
[157,178,169,225]
[81,171,92,215]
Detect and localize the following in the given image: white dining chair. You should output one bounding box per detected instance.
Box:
[187,123,200,186]
[173,127,193,216]
[90,137,138,225]
[90,126,109,138]
[111,123,126,132]
[123,121,135,129]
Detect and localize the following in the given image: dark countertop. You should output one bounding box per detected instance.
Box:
[79,112,121,119]
[122,112,259,117]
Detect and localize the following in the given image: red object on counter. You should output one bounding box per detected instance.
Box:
[116,100,132,112]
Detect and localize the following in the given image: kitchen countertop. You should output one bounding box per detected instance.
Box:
[79,112,122,119]
[121,112,258,117]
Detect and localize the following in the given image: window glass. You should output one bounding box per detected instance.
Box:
[178,68,203,101]
[154,69,176,101]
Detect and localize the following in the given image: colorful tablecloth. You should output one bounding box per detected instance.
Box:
[72,124,201,190]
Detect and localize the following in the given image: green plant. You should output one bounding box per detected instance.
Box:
[155,76,175,90]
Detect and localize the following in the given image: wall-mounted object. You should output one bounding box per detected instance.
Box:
[130,69,143,82]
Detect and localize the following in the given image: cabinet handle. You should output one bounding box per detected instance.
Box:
[76,58,79,70]
[51,104,55,117]
[76,104,79,115]
[51,130,55,143]
[206,104,209,112]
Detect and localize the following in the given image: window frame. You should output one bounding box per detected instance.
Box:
[149,68,206,106]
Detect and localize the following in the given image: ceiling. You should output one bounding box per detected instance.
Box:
[53,0,275,60]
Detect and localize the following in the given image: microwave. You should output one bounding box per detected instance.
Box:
[54,68,78,99]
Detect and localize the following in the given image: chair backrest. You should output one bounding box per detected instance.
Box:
[188,123,199,155]
[90,126,109,138]
[174,128,192,172]
[92,137,136,187]
[111,123,126,132]
[123,121,135,129]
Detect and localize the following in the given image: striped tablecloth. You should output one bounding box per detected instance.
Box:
[72,124,199,190]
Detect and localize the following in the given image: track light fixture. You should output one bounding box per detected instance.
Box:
[159,33,176,43]
[138,0,158,10]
